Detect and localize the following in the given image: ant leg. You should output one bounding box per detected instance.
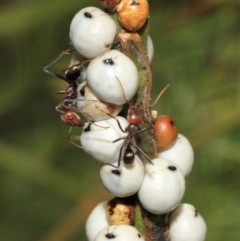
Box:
[43,48,72,82]
[101,144,124,168]
[131,144,153,165]
[55,104,65,113]
[116,144,124,168]
[135,125,152,136]
[96,106,126,133]
[112,137,124,143]
[67,127,90,152]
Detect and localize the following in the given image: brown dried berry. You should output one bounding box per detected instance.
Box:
[154,115,178,151]
[99,0,121,9]
[106,198,135,225]
[117,0,149,31]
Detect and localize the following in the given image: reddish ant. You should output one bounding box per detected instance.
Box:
[102,78,170,168]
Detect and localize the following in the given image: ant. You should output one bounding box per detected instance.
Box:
[43,49,104,150]
[102,78,170,168]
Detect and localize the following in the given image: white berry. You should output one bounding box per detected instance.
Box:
[80,117,128,164]
[169,204,207,241]
[70,7,117,58]
[158,134,194,176]
[100,156,144,197]
[147,35,154,63]
[86,201,109,241]
[77,81,122,121]
[87,50,139,105]
[94,225,145,241]
[138,158,185,215]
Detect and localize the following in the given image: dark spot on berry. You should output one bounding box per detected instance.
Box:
[194,209,198,217]
[138,233,141,238]
[131,1,140,6]
[105,43,111,48]
[84,12,92,18]
[80,87,85,96]
[170,119,175,126]
[103,58,114,65]
[105,233,116,239]
[109,207,114,215]
[168,165,177,171]
[112,170,121,175]
[84,124,91,132]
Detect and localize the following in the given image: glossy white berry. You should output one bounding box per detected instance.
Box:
[169,204,207,241]
[147,35,154,63]
[87,50,139,105]
[138,158,185,215]
[86,201,109,241]
[158,134,194,176]
[100,156,144,197]
[94,225,145,241]
[77,81,123,121]
[70,7,117,58]
[80,117,128,164]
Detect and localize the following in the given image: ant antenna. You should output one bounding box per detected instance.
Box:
[43,48,72,76]
[115,76,131,104]
[151,84,170,107]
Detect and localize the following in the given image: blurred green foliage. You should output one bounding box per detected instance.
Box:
[0,0,239,240]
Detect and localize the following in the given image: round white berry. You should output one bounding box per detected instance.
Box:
[158,134,194,176]
[80,116,128,164]
[138,158,185,215]
[169,204,207,241]
[77,82,123,121]
[100,156,144,197]
[87,50,139,105]
[86,201,109,241]
[94,225,145,241]
[69,7,117,58]
[147,35,154,63]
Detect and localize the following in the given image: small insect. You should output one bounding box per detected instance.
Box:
[98,78,152,168]
[104,78,170,168]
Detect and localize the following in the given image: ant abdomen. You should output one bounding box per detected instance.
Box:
[123,147,135,165]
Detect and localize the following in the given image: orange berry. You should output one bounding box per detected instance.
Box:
[154,115,178,151]
[99,0,121,9]
[116,0,149,32]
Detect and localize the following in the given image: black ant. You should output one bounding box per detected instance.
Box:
[43,50,108,150]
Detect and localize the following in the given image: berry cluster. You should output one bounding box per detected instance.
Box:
[44,1,207,241]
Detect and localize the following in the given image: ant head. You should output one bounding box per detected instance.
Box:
[65,64,84,82]
[127,106,143,125]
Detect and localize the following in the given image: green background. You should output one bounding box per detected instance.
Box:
[0,0,239,240]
